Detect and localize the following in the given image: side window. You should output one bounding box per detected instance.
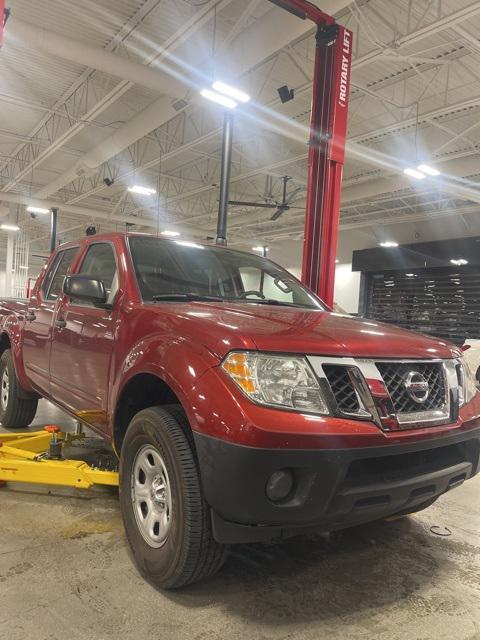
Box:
[43,248,78,302]
[75,243,118,305]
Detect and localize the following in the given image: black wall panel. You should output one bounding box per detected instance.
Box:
[365,267,480,344]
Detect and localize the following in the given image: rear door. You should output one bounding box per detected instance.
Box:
[22,247,78,394]
[49,242,120,434]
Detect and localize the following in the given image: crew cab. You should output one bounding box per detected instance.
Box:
[0,232,479,588]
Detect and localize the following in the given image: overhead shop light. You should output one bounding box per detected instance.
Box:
[128,185,156,196]
[0,224,20,231]
[200,82,251,110]
[27,206,50,214]
[379,241,399,248]
[417,164,440,177]
[212,81,251,104]
[403,168,426,180]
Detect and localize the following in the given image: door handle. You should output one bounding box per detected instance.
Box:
[25,312,36,322]
[55,319,67,329]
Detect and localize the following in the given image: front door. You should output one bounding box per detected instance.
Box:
[22,247,79,394]
[49,242,120,434]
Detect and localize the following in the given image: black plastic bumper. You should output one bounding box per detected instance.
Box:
[193,428,480,544]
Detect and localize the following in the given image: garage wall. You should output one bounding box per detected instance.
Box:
[0,270,6,297]
[334,263,361,313]
[267,239,360,312]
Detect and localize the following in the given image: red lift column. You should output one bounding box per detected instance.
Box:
[268,1,353,308]
[0,0,9,49]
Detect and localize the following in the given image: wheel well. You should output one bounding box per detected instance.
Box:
[0,333,11,357]
[113,374,184,453]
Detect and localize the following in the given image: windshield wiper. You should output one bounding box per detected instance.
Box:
[152,293,225,302]
[231,298,313,309]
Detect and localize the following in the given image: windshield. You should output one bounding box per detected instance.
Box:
[128,236,324,310]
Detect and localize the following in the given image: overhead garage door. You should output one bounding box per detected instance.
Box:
[365,267,480,344]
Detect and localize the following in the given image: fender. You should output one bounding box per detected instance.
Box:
[0,313,36,395]
[109,332,220,435]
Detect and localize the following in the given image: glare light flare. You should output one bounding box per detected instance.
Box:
[1,224,20,231]
[27,206,50,214]
[200,89,238,110]
[212,81,251,104]
[128,185,156,196]
[161,230,181,237]
[175,241,204,249]
[380,241,399,248]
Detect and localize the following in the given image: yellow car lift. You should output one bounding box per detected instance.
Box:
[0,425,119,490]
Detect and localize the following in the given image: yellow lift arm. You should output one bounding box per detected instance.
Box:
[0,426,119,489]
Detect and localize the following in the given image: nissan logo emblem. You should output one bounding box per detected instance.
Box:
[403,371,430,404]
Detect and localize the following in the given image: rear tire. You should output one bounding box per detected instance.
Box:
[119,405,227,589]
[0,350,38,428]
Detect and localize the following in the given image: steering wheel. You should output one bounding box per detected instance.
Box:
[239,290,266,300]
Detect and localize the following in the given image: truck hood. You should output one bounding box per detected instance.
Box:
[154,302,460,360]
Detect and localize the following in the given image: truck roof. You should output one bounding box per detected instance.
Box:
[54,231,251,257]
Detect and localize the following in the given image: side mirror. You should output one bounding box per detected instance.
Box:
[64,275,107,305]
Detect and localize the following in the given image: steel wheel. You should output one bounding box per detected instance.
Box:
[1,368,9,411]
[131,445,172,548]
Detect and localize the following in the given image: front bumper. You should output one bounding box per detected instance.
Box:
[194,426,480,544]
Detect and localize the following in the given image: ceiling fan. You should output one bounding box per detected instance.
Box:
[228,176,304,221]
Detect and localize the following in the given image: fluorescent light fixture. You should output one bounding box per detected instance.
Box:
[252,246,269,252]
[19,265,28,270]
[403,167,426,180]
[27,206,50,214]
[450,258,468,266]
[380,241,399,248]
[200,88,237,110]
[128,185,156,196]
[405,273,415,277]
[161,230,180,237]
[417,164,440,177]
[0,224,20,231]
[212,81,251,104]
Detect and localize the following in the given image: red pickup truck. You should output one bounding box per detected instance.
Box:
[1,232,479,588]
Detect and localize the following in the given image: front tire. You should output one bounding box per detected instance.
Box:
[0,350,38,428]
[119,405,227,589]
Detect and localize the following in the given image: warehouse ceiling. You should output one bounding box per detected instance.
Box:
[1,0,480,262]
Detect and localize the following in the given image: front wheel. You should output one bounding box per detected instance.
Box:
[0,350,38,428]
[119,405,227,589]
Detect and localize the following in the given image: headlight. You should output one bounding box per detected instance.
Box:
[456,358,477,406]
[222,351,330,414]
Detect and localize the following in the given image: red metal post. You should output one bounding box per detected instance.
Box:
[268,0,353,308]
[0,0,5,48]
[302,25,353,307]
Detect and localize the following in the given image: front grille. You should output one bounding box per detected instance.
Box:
[376,361,446,413]
[323,365,360,413]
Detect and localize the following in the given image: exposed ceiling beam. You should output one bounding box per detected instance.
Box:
[11,1,353,201]
[0,193,207,238]
[56,5,480,209]
[1,0,236,194]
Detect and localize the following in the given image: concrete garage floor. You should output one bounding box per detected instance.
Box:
[0,401,479,640]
